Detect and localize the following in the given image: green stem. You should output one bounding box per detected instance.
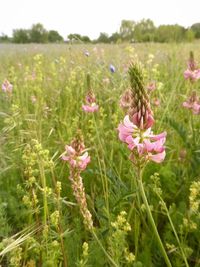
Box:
[39,162,48,225]
[92,230,119,267]
[190,113,196,146]
[159,197,189,267]
[137,169,172,267]
[92,114,109,215]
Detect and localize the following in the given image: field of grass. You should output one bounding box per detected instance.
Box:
[0,42,200,267]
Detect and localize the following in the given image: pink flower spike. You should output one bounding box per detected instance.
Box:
[149,150,166,163]
[118,115,136,142]
[126,136,140,150]
[144,139,165,153]
[147,81,156,92]
[153,98,160,107]
[149,131,167,141]
[78,152,91,170]
[82,91,99,113]
[2,79,13,93]
[82,104,99,113]
[192,102,200,114]
[183,91,200,115]
[65,145,76,155]
[183,101,192,109]
[184,69,200,82]
[145,114,155,129]
[62,144,90,170]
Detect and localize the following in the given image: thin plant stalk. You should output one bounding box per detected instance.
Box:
[92,113,110,215]
[137,168,172,267]
[50,167,68,267]
[157,196,189,267]
[91,230,119,267]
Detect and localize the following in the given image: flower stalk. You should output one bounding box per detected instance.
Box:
[118,63,172,266]
[137,168,172,267]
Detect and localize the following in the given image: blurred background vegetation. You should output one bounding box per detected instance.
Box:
[1,19,200,44]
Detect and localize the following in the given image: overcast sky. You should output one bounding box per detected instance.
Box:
[1,0,200,39]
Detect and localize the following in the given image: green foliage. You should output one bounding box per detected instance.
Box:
[67,33,91,43]
[191,23,200,38]
[0,43,200,266]
[30,23,49,43]
[96,33,110,43]
[48,30,64,43]
[13,29,31,43]
[12,24,64,43]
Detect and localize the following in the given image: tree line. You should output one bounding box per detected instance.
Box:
[1,20,200,44]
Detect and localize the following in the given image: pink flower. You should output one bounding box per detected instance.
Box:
[2,79,13,93]
[148,151,166,163]
[153,98,160,107]
[193,102,200,114]
[82,91,99,113]
[62,145,90,171]
[183,91,200,115]
[130,111,155,130]
[120,89,133,110]
[118,115,136,143]
[147,81,156,92]
[118,115,166,163]
[184,69,200,82]
[82,104,99,113]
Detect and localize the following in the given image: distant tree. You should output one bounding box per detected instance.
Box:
[13,29,30,43]
[134,19,156,42]
[109,32,121,43]
[30,23,48,43]
[191,23,200,38]
[0,33,10,43]
[68,33,82,42]
[67,33,91,43]
[185,29,195,42]
[96,32,110,43]
[81,35,91,43]
[48,30,63,43]
[155,24,185,42]
[120,20,135,41]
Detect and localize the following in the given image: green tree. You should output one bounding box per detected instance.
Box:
[0,33,10,43]
[67,33,91,43]
[191,23,200,38]
[185,29,195,42]
[134,19,156,42]
[109,32,121,43]
[48,30,63,43]
[12,29,30,43]
[155,24,185,42]
[119,20,135,41]
[30,23,48,43]
[80,35,91,43]
[96,32,110,43]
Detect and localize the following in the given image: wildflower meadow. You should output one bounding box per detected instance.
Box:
[0,42,200,267]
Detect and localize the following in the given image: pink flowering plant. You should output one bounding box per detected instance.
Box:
[62,132,93,230]
[82,90,99,113]
[118,64,166,167]
[2,79,13,94]
[82,74,99,113]
[184,51,200,82]
[183,91,200,115]
[118,64,172,267]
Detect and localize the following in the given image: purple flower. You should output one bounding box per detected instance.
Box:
[109,64,116,73]
[2,79,13,93]
[84,50,90,57]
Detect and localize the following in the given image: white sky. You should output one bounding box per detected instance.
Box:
[1,0,200,39]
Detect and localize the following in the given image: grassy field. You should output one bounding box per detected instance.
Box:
[0,43,200,267]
